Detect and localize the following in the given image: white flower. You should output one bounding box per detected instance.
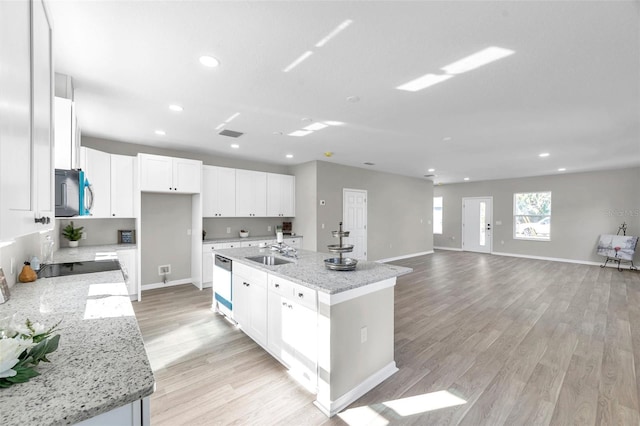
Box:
[0,338,33,378]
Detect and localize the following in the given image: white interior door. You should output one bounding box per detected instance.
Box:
[343,189,367,260]
[462,197,492,254]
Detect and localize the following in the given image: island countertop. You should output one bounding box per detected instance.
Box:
[214,247,412,294]
[0,267,154,425]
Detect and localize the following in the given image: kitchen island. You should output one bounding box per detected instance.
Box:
[214,246,412,417]
[0,246,154,426]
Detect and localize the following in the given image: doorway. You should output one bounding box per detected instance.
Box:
[343,188,367,260]
[462,197,493,254]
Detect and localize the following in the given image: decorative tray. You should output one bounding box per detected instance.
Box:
[327,244,354,253]
[324,257,358,271]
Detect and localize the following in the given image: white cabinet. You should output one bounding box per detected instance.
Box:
[267,173,295,217]
[235,169,266,217]
[54,97,80,170]
[117,248,138,297]
[232,262,268,346]
[202,166,235,217]
[80,148,135,218]
[267,274,317,388]
[284,237,302,249]
[202,242,235,286]
[0,0,53,241]
[138,153,201,193]
[110,154,135,217]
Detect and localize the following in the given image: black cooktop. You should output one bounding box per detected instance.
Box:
[37,260,122,278]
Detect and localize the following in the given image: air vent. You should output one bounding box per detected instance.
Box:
[219,129,243,138]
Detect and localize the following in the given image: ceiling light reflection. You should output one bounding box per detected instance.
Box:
[315,19,353,47]
[304,122,328,131]
[396,74,453,92]
[441,46,515,75]
[289,130,313,137]
[283,51,313,72]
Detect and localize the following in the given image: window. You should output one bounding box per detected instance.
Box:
[433,196,443,234]
[514,192,551,240]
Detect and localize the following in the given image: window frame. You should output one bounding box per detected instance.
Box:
[433,196,443,235]
[513,191,552,241]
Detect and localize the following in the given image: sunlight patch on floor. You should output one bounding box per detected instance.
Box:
[338,405,389,426]
[383,390,467,416]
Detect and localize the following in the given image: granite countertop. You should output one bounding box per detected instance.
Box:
[0,259,154,425]
[203,235,302,244]
[53,244,137,263]
[214,247,412,294]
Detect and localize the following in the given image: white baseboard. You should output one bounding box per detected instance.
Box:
[377,250,434,263]
[491,251,637,270]
[433,246,463,251]
[314,361,398,417]
[141,278,192,291]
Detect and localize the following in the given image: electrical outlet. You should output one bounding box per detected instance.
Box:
[82,232,87,240]
[10,257,15,275]
[320,200,326,206]
[321,223,325,229]
[268,226,272,232]
[158,265,171,275]
[361,326,368,343]
[226,227,231,234]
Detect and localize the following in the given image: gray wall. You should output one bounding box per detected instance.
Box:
[434,167,640,263]
[56,218,135,247]
[292,161,318,251]
[203,217,292,240]
[314,161,433,261]
[141,193,192,285]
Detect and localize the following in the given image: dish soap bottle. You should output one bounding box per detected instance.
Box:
[19,261,37,283]
[30,256,40,271]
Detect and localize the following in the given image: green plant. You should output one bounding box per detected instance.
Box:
[61,221,83,241]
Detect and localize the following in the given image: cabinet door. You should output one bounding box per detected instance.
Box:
[110,154,135,217]
[139,153,173,192]
[172,158,201,193]
[117,249,137,296]
[232,274,249,327]
[291,301,318,384]
[203,166,235,217]
[54,97,73,169]
[248,283,268,347]
[0,0,35,240]
[236,169,266,217]
[285,237,301,249]
[84,148,111,217]
[267,173,295,217]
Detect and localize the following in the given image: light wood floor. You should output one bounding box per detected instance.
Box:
[132,251,640,425]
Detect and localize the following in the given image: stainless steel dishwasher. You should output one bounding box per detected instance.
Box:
[213,254,233,318]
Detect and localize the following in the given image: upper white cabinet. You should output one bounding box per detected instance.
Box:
[235,169,266,217]
[54,97,80,170]
[203,165,236,217]
[139,153,201,193]
[267,173,295,217]
[110,154,135,217]
[80,148,135,218]
[0,0,54,241]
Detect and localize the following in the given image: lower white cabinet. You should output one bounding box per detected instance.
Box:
[232,263,268,347]
[285,237,301,249]
[76,397,150,426]
[202,242,239,287]
[117,248,138,297]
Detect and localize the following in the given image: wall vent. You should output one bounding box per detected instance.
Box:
[423,174,435,178]
[219,129,244,138]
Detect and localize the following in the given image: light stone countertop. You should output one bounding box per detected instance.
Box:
[214,247,412,294]
[53,244,137,263]
[0,253,154,425]
[203,235,302,244]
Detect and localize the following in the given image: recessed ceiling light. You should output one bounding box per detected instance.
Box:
[324,120,345,126]
[396,74,453,92]
[215,123,225,130]
[289,130,313,137]
[283,51,313,73]
[463,177,470,181]
[558,168,566,172]
[315,19,353,47]
[304,122,328,131]
[539,152,550,157]
[169,104,183,112]
[346,96,360,103]
[199,55,220,68]
[286,154,294,159]
[230,144,239,149]
[441,46,515,75]
[428,168,435,172]
[154,130,166,136]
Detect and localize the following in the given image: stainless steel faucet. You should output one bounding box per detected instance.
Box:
[270,243,298,259]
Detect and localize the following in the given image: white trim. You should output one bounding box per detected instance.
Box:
[491,251,637,270]
[314,361,398,417]
[141,278,192,291]
[434,246,463,251]
[317,278,396,306]
[377,251,433,263]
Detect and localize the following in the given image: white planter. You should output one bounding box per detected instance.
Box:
[68,241,79,248]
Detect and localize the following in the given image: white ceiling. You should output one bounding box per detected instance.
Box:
[48,0,640,184]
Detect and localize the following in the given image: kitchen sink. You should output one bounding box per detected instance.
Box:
[246,256,292,266]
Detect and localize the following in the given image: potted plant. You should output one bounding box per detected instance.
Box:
[62,221,83,247]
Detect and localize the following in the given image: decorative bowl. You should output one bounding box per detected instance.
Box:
[239,231,249,238]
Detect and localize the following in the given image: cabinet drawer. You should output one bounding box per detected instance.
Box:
[292,283,317,311]
[267,274,294,298]
[234,262,267,286]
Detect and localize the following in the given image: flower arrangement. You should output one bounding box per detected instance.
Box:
[0,317,61,388]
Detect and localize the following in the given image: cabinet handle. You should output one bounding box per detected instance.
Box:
[282,301,287,306]
[298,292,304,298]
[112,213,116,217]
[275,283,280,288]
[244,282,250,287]
[34,216,47,224]
[288,304,293,309]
